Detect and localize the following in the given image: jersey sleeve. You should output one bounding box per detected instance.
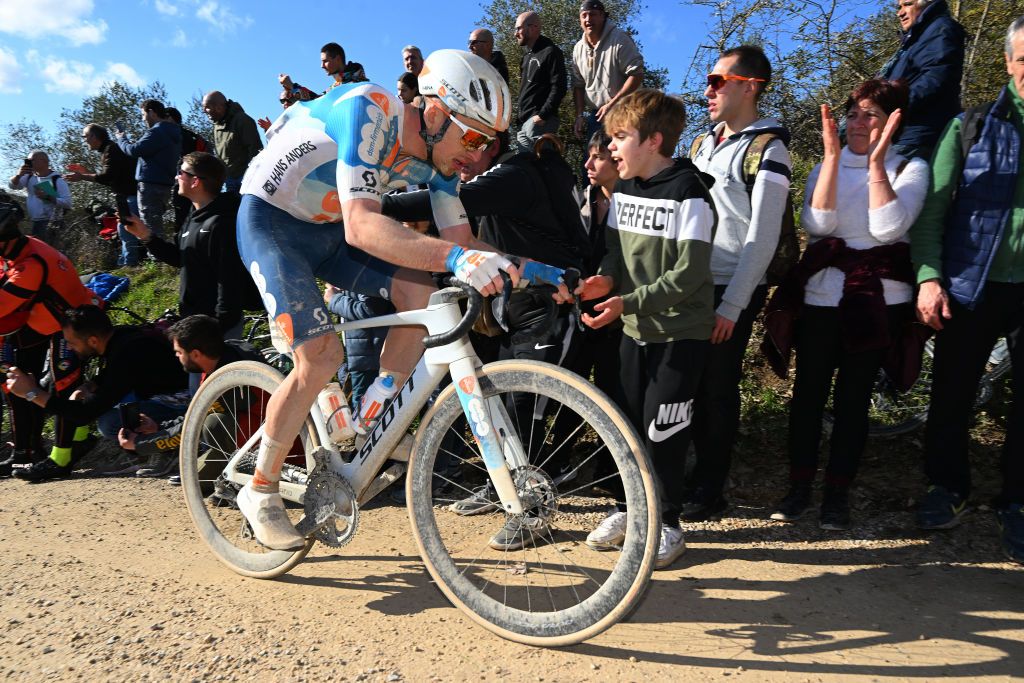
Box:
[327,89,399,206]
[0,258,44,318]
[427,173,468,232]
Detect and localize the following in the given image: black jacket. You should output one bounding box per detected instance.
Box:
[44,326,188,422]
[145,192,258,330]
[490,51,510,84]
[879,0,965,153]
[518,35,567,123]
[93,140,138,197]
[382,151,585,270]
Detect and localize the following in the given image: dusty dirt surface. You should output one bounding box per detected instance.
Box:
[2,448,1022,683]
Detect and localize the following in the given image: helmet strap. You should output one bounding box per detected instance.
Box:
[418,103,452,166]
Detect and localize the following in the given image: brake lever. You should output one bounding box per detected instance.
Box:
[562,267,585,331]
[491,270,514,333]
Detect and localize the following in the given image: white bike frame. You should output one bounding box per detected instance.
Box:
[218,287,530,514]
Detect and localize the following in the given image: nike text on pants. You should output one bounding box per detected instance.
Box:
[615,336,709,525]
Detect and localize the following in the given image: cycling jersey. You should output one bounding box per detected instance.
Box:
[241,83,466,231]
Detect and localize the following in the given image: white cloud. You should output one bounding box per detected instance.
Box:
[0,47,22,94]
[26,51,145,95]
[154,0,181,16]
[0,0,108,46]
[195,1,253,33]
[170,29,190,48]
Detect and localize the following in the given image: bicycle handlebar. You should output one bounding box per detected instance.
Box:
[421,278,483,349]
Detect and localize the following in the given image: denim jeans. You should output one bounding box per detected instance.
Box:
[115,194,140,266]
[515,115,560,153]
[132,182,172,265]
[97,396,188,441]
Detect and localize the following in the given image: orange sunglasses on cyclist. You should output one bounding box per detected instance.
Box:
[706,73,767,91]
[445,112,496,151]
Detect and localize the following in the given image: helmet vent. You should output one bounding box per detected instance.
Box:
[478,79,492,110]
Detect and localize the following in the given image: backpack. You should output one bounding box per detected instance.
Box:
[690,132,799,285]
[181,126,208,156]
[527,141,592,268]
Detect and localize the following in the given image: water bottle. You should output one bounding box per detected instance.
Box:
[317,382,356,446]
[354,374,397,435]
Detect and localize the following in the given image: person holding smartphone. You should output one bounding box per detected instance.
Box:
[7,150,72,246]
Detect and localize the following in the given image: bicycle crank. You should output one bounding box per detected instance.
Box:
[295,447,359,548]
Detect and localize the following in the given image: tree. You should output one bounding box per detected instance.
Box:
[479,0,668,172]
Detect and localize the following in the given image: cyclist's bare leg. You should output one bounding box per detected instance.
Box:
[378,268,433,383]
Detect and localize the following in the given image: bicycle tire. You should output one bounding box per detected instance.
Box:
[406,360,659,647]
[179,361,315,579]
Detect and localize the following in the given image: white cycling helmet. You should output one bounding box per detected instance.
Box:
[418,49,510,132]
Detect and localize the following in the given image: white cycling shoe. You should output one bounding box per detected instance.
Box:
[236,484,306,551]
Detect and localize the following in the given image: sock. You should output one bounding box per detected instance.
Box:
[73,426,90,442]
[49,446,73,467]
[252,433,289,493]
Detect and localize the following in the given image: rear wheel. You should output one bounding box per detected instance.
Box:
[179,361,316,578]
[407,360,658,646]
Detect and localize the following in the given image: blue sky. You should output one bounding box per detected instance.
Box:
[0,0,709,136]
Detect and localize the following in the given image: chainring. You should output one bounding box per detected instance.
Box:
[295,447,359,548]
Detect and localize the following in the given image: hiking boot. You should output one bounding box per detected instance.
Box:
[106,459,143,476]
[0,450,33,478]
[655,524,686,569]
[236,485,305,551]
[819,486,851,531]
[13,457,72,483]
[680,492,729,522]
[450,482,499,516]
[585,510,628,550]
[136,452,178,478]
[996,503,1024,564]
[487,514,550,551]
[770,484,812,522]
[917,485,967,530]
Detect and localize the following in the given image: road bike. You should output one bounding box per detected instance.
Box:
[823,337,1011,437]
[178,280,659,646]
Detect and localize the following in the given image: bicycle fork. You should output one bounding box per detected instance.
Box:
[449,357,527,515]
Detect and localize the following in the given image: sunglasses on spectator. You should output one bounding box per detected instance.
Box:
[445,112,495,151]
[706,73,766,91]
[468,39,489,46]
[177,168,206,180]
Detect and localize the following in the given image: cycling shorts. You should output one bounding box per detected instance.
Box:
[237,194,397,349]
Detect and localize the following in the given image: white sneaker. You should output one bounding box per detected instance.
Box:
[236,484,306,551]
[586,511,628,550]
[655,524,686,569]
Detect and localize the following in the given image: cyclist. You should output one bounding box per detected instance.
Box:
[0,199,98,480]
[235,50,532,550]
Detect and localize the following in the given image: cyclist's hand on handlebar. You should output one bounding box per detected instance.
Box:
[577,275,614,302]
[446,246,519,297]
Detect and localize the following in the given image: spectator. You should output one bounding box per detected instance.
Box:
[686,45,793,521]
[202,91,263,193]
[879,0,965,159]
[117,314,265,479]
[578,89,715,570]
[568,131,621,405]
[514,11,568,152]
[258,87,315,132]
[123,152,257,372]
[402,45,424,76]
[323,284,392,410]
[763,80,929,530]
[116,98,181,265]
[65,124,138,253]
[7,150,71,246]
[6,305,189,472]
[468,28,510,83]
[166,107,209,234]
[0,200,97,481]
[910,16,1024,563]
[571,0,644,144]
[343,62,369,83]
[396,71,421,105]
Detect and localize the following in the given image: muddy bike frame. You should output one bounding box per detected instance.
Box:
[214,283,532,512]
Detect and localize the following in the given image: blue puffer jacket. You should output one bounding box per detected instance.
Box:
[944,86,1021,309]
[327,291,392,373]
[880,0,965,154]
[117,121,181,186]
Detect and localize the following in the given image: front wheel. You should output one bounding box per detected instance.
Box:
[179,361,317,579]
[407,360,658,646]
